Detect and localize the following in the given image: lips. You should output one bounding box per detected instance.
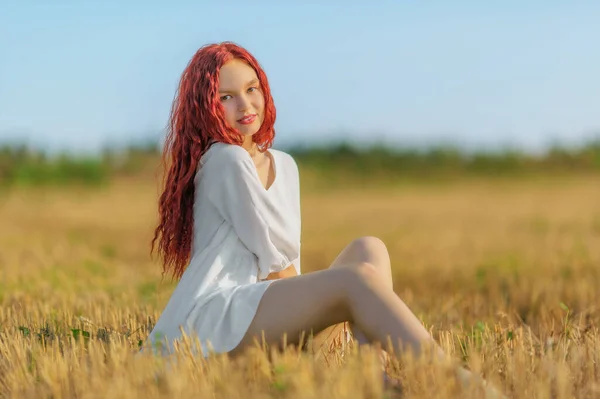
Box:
[237,114,257,125]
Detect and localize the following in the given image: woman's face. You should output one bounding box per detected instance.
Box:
[218,59,265,140]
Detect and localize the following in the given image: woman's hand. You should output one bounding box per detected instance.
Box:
[265,264,298,281]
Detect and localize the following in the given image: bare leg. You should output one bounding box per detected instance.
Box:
[304,237,392,356]
[322,238,505,397]
[326,237,396,383]
[231,261,438,359]
[327,236,392,340]
[231,237,506,398]
[318,236,400,393]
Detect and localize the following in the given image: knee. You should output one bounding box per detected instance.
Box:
[343,261,385,292]
[352,236,390,260]
[336,262,390,318]
[350,237,393,289]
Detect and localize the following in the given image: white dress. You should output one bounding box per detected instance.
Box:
[142,142,301,357]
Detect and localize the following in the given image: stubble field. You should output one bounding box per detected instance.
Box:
[0,172,599,398]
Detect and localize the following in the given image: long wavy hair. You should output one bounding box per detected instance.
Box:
[151,42,277,281]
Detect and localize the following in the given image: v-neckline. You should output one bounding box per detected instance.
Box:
[245,148,277,192]
[255,149,277,192]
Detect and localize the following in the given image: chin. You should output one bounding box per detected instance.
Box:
[236,128,258,138]
[237,123,262,137]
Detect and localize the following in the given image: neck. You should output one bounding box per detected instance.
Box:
[242,136,261,159]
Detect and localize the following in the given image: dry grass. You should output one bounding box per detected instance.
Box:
[0,173,599,398]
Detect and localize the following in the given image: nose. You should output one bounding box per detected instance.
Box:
[236,93,251,112]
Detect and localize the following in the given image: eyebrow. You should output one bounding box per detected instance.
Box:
[218,78,259,94]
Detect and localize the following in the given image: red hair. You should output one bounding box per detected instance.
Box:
[151,41,277,281]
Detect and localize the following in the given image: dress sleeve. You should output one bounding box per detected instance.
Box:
[205,155,293,280]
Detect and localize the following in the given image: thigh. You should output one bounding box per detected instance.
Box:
[229,265,370,356]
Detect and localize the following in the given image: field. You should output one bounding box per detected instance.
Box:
[0,167,599,398]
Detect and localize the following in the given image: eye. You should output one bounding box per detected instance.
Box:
[247,86,258,93]
[220,95,232,101]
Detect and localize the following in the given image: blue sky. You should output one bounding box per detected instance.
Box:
[1,1,599,154]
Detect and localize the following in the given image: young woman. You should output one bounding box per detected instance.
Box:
[144,42,505,397]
